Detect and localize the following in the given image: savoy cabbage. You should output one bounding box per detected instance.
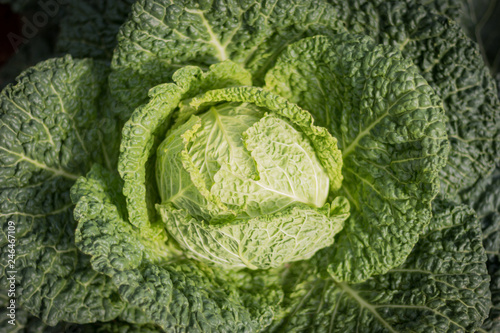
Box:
[0,0,499,332]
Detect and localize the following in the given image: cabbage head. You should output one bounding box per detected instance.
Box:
[1,0,499,332]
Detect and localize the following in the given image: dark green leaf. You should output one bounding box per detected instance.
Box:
[0,56,125,325]
[57,0,136,60]
[269,202,491,333]
[109,0,344,119]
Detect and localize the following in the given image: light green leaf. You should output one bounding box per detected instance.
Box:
[188,86,343,194]
[119,61,252,229]
[159,99,334,222]
[154,78,347,269]
[213,113,330,216]
[269,202,491,332]
[158,102,264,222]
[185,103,262,195]
[156,115,210,221]
[266,34,449,283]
[159,198,349,270]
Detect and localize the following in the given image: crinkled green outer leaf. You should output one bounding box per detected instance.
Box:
[57,0,137,60]
[462,169,500,331]
[328,0,500,201]
[267,202,491,333]
[118,82,183,230]
[80,321,162,333]
[0,289,160,333]
[266,34,449,283]
[72,164,281,332]
[119,61,252,229]
[0,56,125,325]
[0,292,50,333]
[417,0,464,19]
[0,55,118,186]
[109,0,344,118]
[497,74,500,98]
[452,0,500,75]
[159,198,349,270]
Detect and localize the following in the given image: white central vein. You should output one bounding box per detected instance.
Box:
[342,111,389,158]
[49,83,89,154]
[0,146,79,180]
[185,9,228,61]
